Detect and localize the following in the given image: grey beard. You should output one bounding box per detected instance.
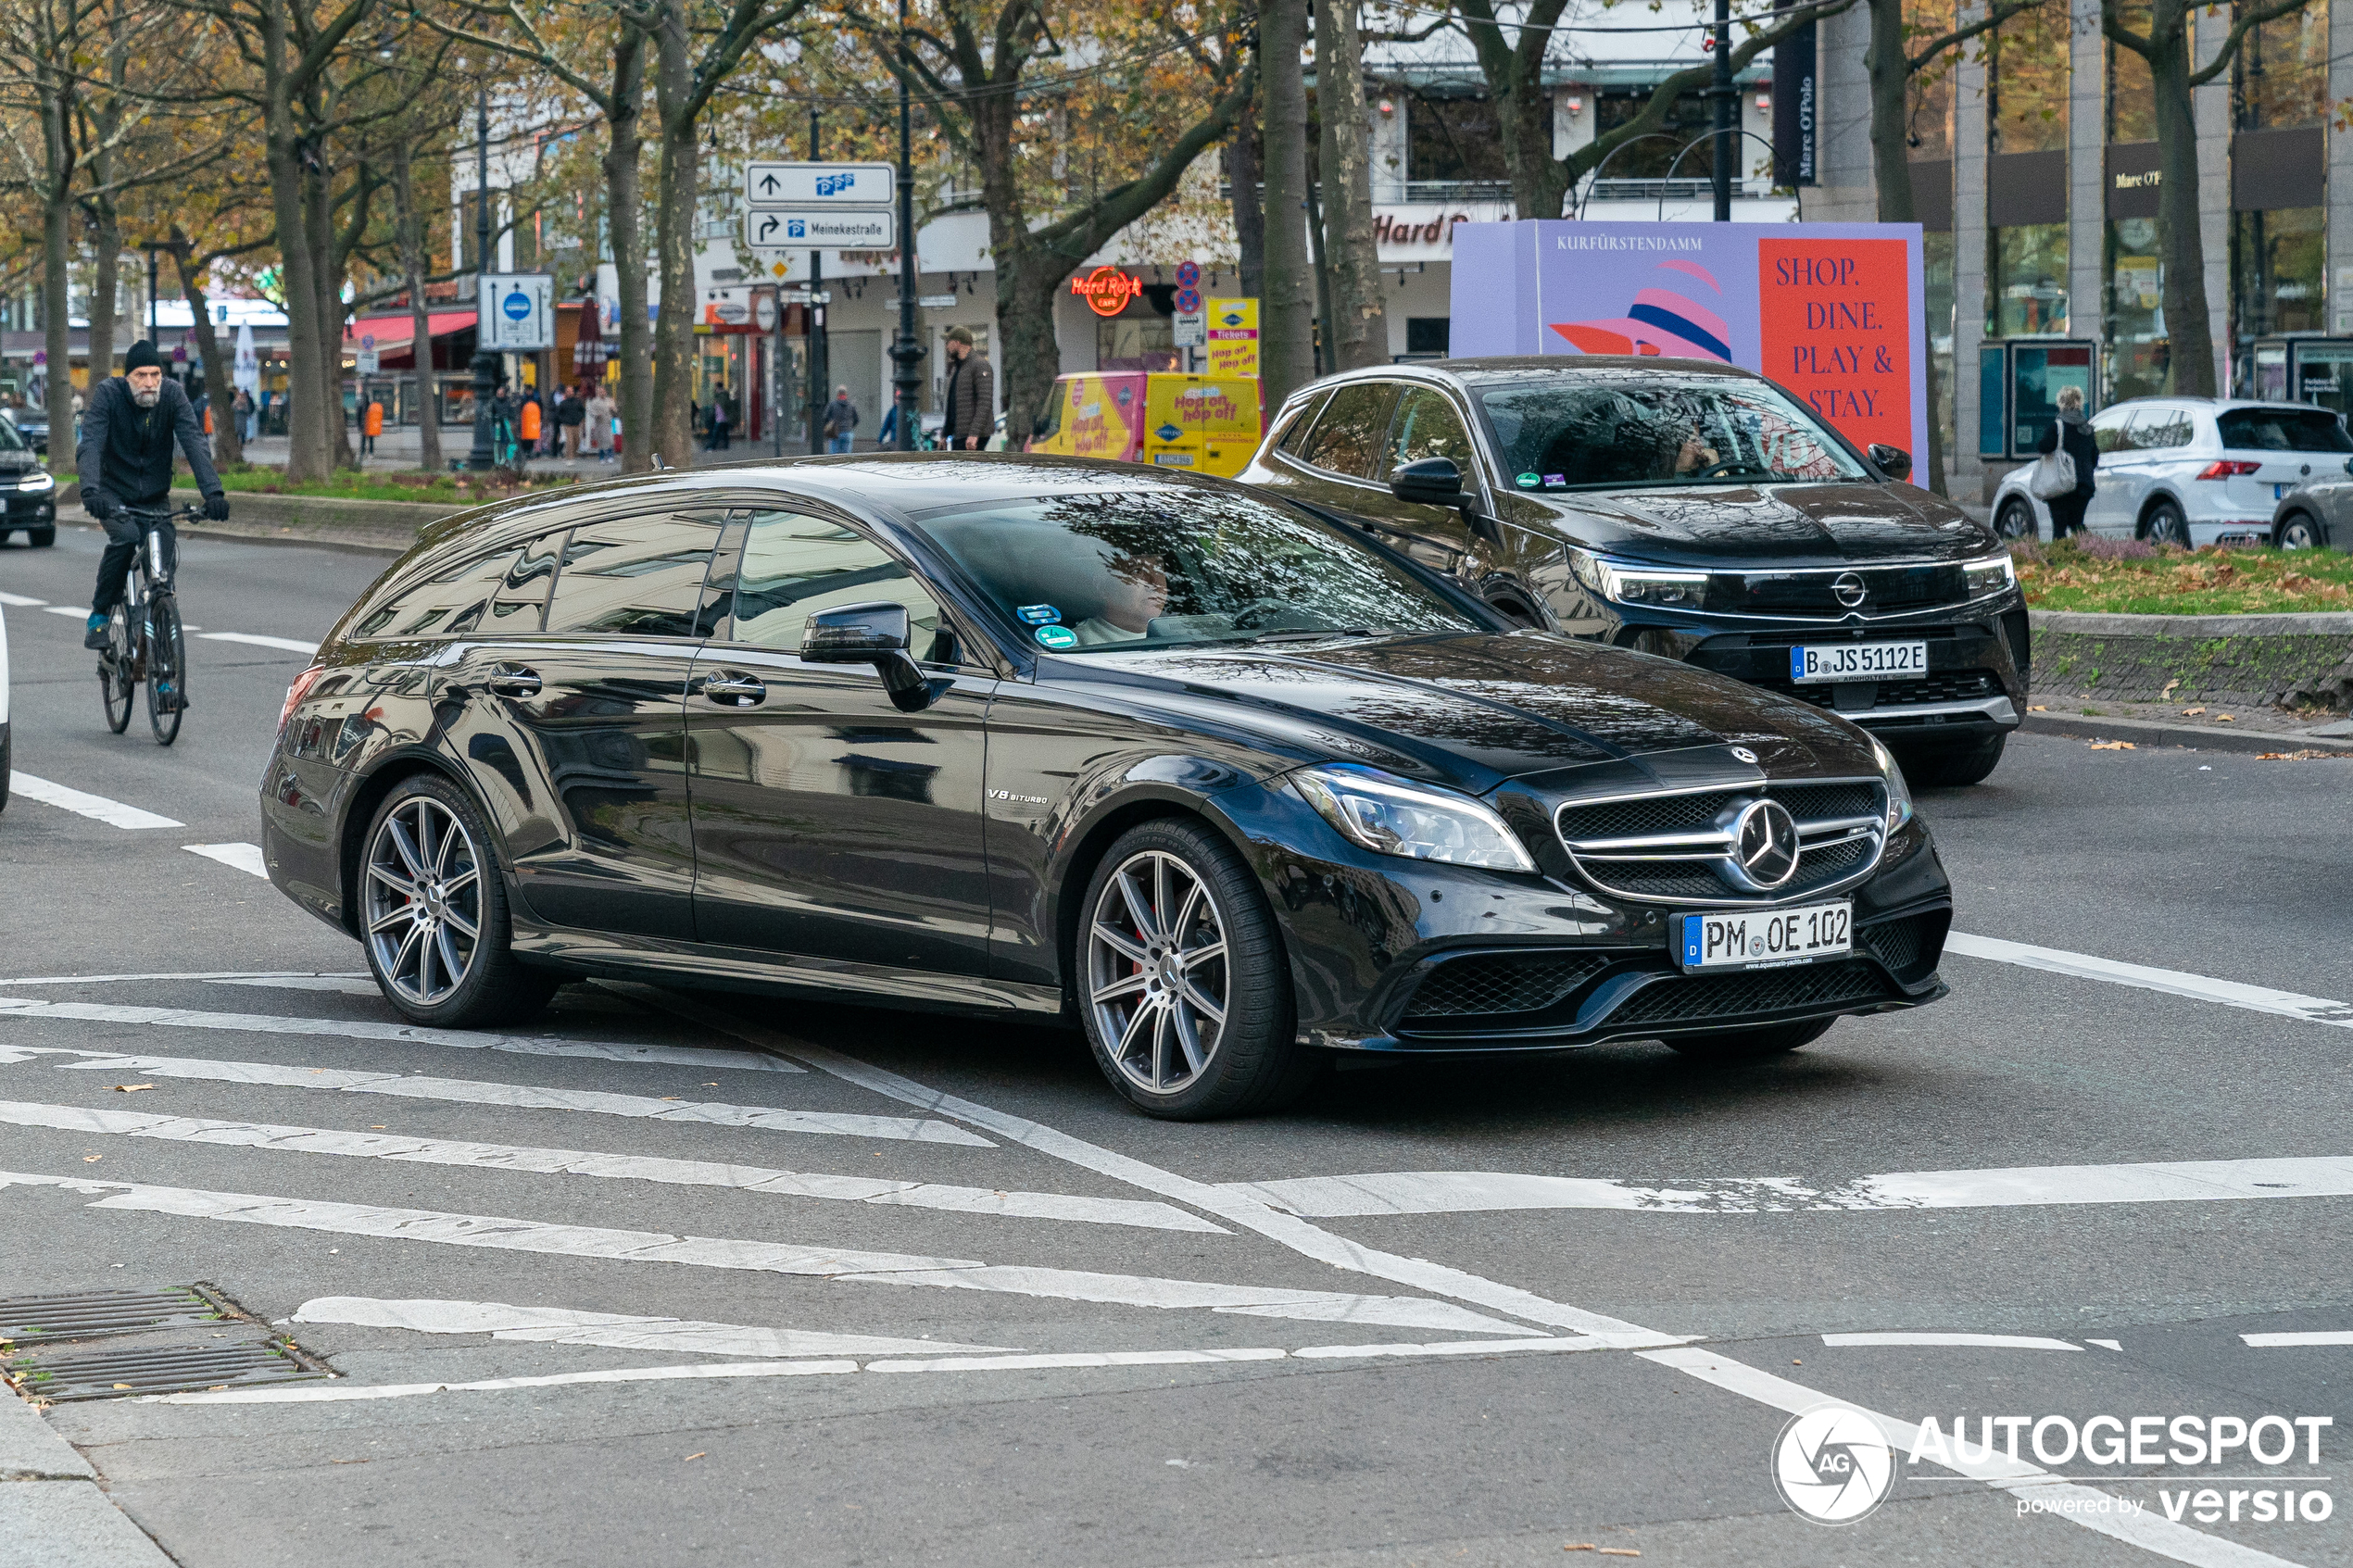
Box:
[132,386,160,408]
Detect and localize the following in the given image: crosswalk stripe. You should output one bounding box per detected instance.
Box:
[0,1100,1214,1230]
[19,1049,988,1145]
[291,1297,1015,1357]
[196,632,319,655]
[0,1169,1539,1336]
[1819,1333,2082,1351]
[2241,1331,2353,1348]
[0,997,808,1076]
[1947,932,2353,1029]
[0,591,44,607]
[1215,1155,2353,1217]
[40,605,86,619]
[6,774,182,830]
[182,843,268,878]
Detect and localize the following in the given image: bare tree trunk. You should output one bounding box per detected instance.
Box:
[87,203,121,384]
[1227,96,1265,302]
[40,152,73,448]
[648,0,697,469]
[2149,17,2214,396]
[1318,2,1387,370]
[169,239,241,469]
[1258,0,1315,406]
[308,166,355,469]
[392,152,440,473]
[1864,0,1944,495]
[604,30,653,473]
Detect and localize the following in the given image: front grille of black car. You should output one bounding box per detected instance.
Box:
[1760,670,2001,710]
[1857,910,1947,984]
[1601,960,1897,1027]
[1711,563,1967,616]
[1554,780,1887,906]
[1402,952,1617,1020]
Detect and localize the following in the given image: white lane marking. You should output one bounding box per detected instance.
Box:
[18,1049,982,1145]
[1644,1346,2307,1568]
[6,774,182,830]
[196,632,318,655]
[0,591,44,607]
[2242,1331,2353,1348]
[291,1296,1014,1358]
[155,1336,1646,1407]
[0,1171,1539,1336]
[1218,1155,2353,1217]
[183,843,267,879]
[1947,932,2353,1030]
[2089,1338,2125,1351]
[0,997,809,1077]
[1820,1332,2082,1351]
[41,605,87,619]
[641,988,1655,1340]
[0,1100,1217,1232]
[0,971,369,986]
[203,976,382,997]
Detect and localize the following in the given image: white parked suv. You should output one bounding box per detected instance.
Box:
[1990,398,2353,546]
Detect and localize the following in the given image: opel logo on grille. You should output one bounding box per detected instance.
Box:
[1832,572,1868,608]
[1731,799,1802,888]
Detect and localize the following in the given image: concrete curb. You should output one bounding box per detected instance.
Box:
[2032,608,2353,636]
[0,1388,94,1480]
[2020,710,2353,755]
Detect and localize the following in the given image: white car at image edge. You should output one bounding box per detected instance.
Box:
[1990,397,2353,546]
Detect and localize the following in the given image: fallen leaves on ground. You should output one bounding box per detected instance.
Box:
[685,1452,707,1462]
[2088,740,2136,750]
[2259,748,2353,760]
[2013,538,2353,613]
[112,1084,156,1093]
[2183,707,2206,716]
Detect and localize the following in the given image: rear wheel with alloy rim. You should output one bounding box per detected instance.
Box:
[2276,512,2327,550]
[360,773,556,1027]
[1078,820,1318,1119]
[1994,497,2038,541]
[2143,499,2190,548]
[1667,1018,1834,1062]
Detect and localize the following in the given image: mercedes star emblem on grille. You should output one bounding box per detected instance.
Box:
[1730,746,1759,764]
[1832,572,1868,608]
[1731,799,1802,888]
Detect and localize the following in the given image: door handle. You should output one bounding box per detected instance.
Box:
[702,673,766,708]
[485,668,542,698]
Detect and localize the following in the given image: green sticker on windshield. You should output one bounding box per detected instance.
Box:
[1515,471,1540,488]
[1034,624,1078,650]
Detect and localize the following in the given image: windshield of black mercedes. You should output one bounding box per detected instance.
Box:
[1472,375,1869,490]
[907,490,1486,653]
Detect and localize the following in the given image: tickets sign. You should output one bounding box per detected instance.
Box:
[1450,221,1928,466]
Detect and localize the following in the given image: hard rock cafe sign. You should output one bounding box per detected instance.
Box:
[1070,267,1143,318]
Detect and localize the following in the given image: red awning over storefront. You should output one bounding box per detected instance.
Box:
[343,310,476,350]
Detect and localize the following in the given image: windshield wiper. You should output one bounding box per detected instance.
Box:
[1251,626,1378,644]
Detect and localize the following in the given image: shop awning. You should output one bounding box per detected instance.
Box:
[344,310,476,351]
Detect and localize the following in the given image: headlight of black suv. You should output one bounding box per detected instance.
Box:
[1290,764,1537,872]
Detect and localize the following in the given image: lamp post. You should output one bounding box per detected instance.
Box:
[886,0,924,450]
[1709,0,1734,221]
[806,106,827,456]
[467,79,498,470]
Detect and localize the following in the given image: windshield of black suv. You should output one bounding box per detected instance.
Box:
[2217,407,2353,453]
[1469,373,1870,491]
[907,489,1488,653]
[0,413,27,452]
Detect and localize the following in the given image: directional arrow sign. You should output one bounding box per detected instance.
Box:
[743,161,895,208]
[746,208,896,249]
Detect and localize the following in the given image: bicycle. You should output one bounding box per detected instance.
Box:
[97,501,197,746]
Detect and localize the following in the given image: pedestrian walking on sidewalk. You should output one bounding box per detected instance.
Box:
[938,326,993,452]
[558,385,585,458]
[705,384,733,452]
[2034,385,2099,540]
[586,386,614,460]
[361,396,383,458]
[823,385,858,454]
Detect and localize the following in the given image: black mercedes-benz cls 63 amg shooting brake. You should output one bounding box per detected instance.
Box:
[260,455,1953,1119]
[1239,358,2030,787]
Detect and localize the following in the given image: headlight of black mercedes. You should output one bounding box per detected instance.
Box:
[1290,765,1537,872]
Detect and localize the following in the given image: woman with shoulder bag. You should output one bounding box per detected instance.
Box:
[2032,385,2098,539]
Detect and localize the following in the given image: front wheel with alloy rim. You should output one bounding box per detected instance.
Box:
[2142,499,2191,548]
[2276,512,2328,550]
[1994,497,2039,541]
[1078,819,1320,1119]
[360,774,557,1028]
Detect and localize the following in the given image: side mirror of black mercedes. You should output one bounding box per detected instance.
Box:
[1390,456,1464,507]
[1869,444,1912,483]
[801,601,937,711]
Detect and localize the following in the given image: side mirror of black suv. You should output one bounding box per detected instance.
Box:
[1390,456,1465,506]
[1869,445,1912,483]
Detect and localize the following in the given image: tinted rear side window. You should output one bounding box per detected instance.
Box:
[2217,408,2353,452]
[1274,392,1330,456]
[2126,408,2195,450]
[544,517,725,638]
[352,546,521,639]
[1298,383,1397,477]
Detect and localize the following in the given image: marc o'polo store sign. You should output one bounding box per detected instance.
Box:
[1450,220,1929,464]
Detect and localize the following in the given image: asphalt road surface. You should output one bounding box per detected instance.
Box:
[2,523,2347,1568]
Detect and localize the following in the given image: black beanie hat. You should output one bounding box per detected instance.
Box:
[124,340,162,373]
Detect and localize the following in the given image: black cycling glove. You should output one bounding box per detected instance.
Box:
[85,491,117,521]
[203,492,231,521]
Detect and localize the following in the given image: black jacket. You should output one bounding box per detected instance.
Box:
[77,376,221,509]
[2035,411,2099,497]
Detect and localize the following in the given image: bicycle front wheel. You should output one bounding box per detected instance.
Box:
[98,607,133,734]
[146,595,186,746]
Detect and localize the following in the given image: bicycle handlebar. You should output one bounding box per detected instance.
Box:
[115,502,205,521]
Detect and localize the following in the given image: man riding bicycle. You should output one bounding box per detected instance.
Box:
[78,340,230,649]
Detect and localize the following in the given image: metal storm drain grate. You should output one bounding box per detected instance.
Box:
[0,1287,225,1345]
[6,1340,325,1402]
